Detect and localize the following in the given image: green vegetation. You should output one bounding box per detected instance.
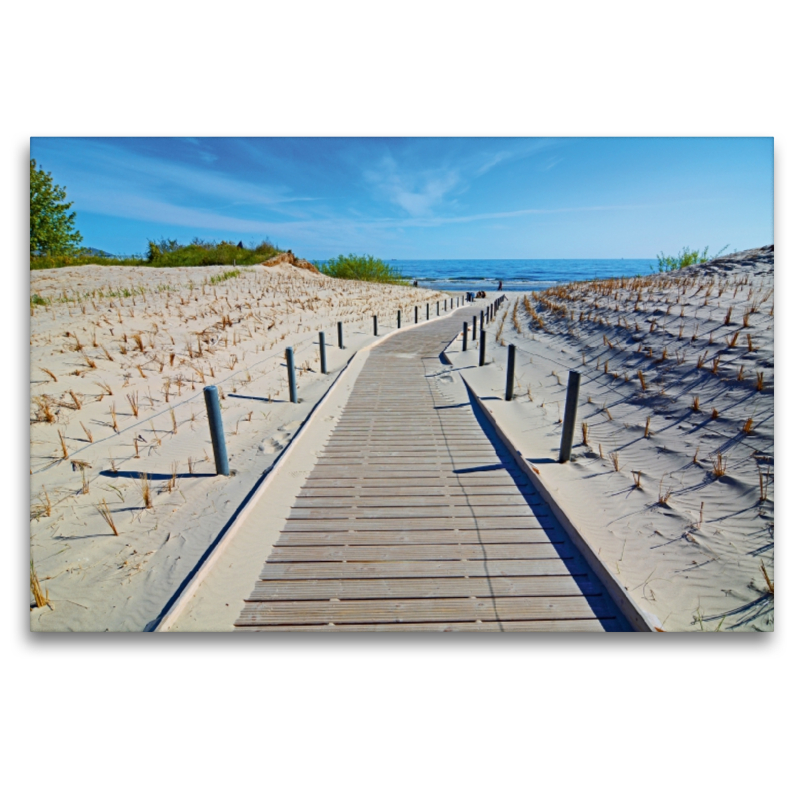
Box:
[317,254,408,284]
[209,268,241,284]
[655,245,729,272]
[30,159,83,257]
[30,238,282,271]
[144,238,280,267]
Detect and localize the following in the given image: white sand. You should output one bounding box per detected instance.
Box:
[446,246,774,631]
[29,261,449,631]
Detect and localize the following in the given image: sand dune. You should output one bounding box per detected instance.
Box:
[29,261,449,631]
[447,246,774,631]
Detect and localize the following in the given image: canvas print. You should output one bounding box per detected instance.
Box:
[29,137,774,632]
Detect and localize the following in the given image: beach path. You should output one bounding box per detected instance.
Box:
[235,309,632,631]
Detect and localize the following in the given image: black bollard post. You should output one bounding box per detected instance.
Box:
[479,329,486,366]
[462,321,468,351]
[373,315,378,336]
[559,371,582,463]
[286,347,298,403]
[397,309,401,329]
[436,301,440,316]
[480,309,484,329]
[415,306,418,324]
[318,331,327,375]
[338,321,344,349]
[472,315,477,340]
[203,386,229,476]
[505,344,516,401]
[426,303,430,320]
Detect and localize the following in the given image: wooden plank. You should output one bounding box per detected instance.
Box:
[292,494,542,506]
[276,529,556,547]
[235,618,621,632]
[266,543,567,561]
[281,517,553,532]
[235,596,614,625]
[297,485,535,495]
[287,504,547,519]
[260,559,580,580]
[247,575,602,601]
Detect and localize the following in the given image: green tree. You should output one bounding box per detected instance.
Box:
[30,159,83,256]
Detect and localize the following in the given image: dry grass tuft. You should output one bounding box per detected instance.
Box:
[657,476,673,506]
[96,498,119,535]
[760,560,774,594]
[57,429,69,460]
[644,416,651,438]
[581,422,589,446]
[632,470,642,489]
[711,453,727,478]
[30,559,50,608]
[637,370,647,391]
[40,367,57,383]
[742,417,754,434]
[756,372,764,391]
[610,451,621,472]
[126,392,140,418]
[711,408,719,420]
[696,350,708,369]
[139,473,153,509]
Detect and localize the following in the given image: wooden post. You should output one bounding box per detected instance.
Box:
[479,329,486,366]
[559,371,582,463]
[462,321,468,351]
[318,331,327,375]
[505,344,516,401]
[286,347,298,404]
[203,386,229,476]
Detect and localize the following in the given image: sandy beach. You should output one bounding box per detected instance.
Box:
[447,246,774,631]
[29,259,449,631]
[29,247,774,632]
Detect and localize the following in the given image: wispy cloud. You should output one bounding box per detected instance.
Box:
[363,155,461,217]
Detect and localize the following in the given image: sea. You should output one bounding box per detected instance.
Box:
[388,259,658,293]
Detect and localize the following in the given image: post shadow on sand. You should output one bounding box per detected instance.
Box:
[100,469,217,479]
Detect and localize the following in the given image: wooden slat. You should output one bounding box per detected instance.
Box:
[260,559,580,581]
[236,596,614,625]
[276,529,556,547]
[266,543,567,561]
[287,504,546,519]
[247,575,601,601]
[281,517,553,532]
[235,619,621,632]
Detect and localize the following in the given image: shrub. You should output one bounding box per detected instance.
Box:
[317,254,408,284]
[654,244,729,272]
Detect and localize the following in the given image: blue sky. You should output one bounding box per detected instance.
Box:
[30,137,773,259]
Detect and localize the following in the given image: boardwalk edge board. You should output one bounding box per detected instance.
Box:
[455,376,658,633]
[154,301,461,632]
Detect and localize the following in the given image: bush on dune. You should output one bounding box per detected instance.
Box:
[30,238,282,270]
[317,254,408,284]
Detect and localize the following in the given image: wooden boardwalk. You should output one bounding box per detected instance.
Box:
[235,310,632,631]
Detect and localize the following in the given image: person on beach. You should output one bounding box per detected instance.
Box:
[498,279,503,291]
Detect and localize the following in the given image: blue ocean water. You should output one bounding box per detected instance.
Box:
[389,259,657,292]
